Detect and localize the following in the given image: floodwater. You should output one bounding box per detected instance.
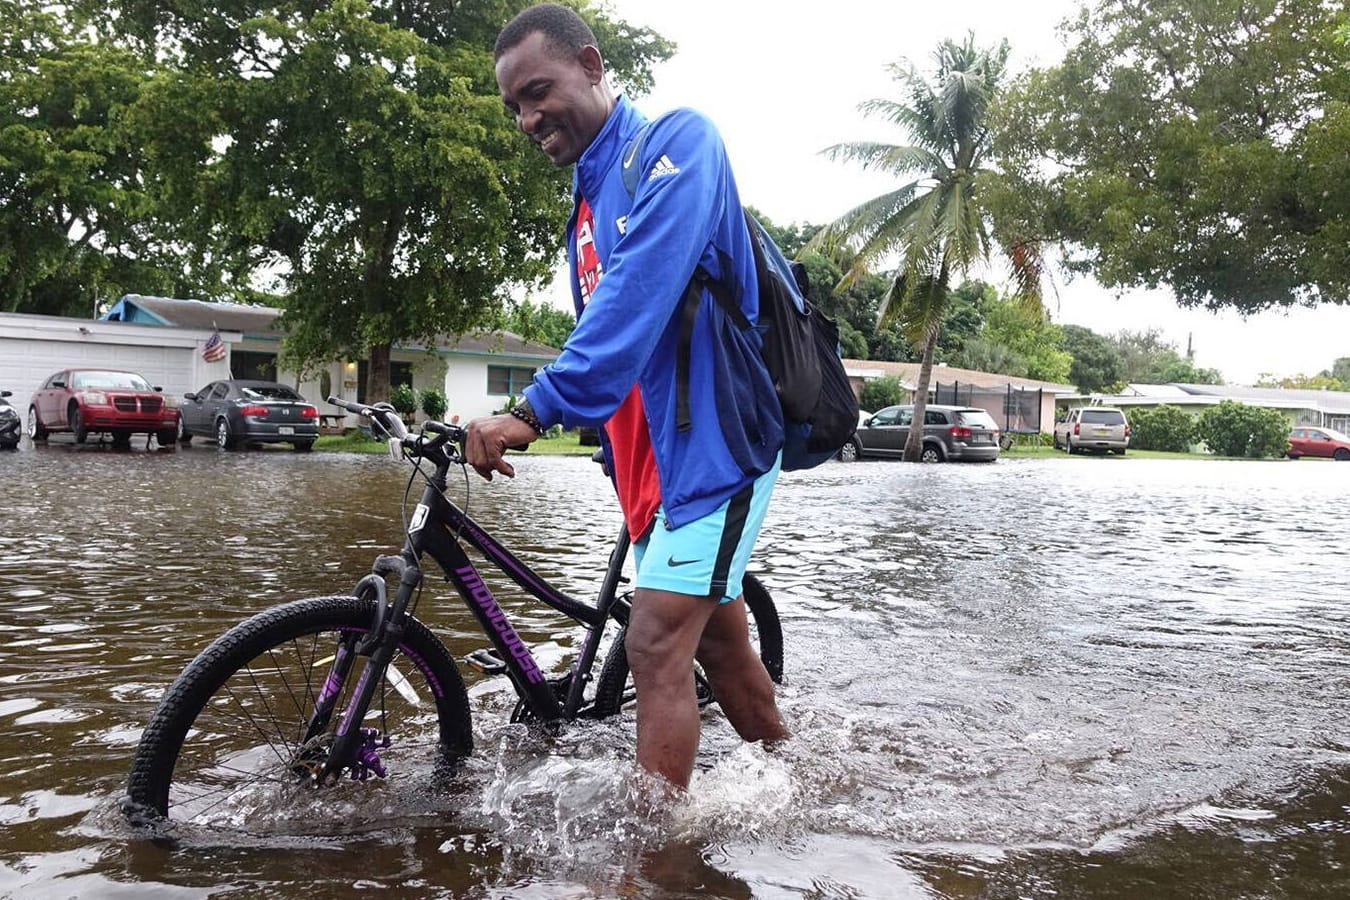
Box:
[1,438,1349,899]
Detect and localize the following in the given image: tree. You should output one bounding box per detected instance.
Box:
[812,35,1043,461]
[77,0,672,403]
[998,0,1350,311]
[976,292,1071,382]
[503,298,575,349]
[1108,328,1222,385]
[860,375,905,412]
[1062,324,1125,393]
[0,4,185,316]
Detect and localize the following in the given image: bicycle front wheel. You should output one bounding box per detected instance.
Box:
[592,573,783,718]
[123,595,472,829]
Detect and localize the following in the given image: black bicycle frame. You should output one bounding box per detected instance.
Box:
[306,415,632,784]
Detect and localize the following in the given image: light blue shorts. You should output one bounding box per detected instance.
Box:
[632,453,780,603]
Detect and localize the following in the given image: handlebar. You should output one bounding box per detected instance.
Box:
[326,395,529,463]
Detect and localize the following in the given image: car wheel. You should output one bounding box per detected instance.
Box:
[920,444,944,464]
[1052,433,1061,450]
[156,428,178,448]
[292,441,314,453]
[177,416,192,444]
[1065,435,1074,454]
[69,404,88,444]
[1335,449,1350,461]
[1287,453,1300,460]
[215,418,239,450]
[27,407,48,441]
[837,438,860,462]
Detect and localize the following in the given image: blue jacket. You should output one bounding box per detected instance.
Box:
[522,97,783,529]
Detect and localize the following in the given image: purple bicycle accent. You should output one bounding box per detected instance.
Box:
[351,728,390,781]
[456,564,546,685]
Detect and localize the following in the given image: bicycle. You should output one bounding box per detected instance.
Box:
[122,397,783,828]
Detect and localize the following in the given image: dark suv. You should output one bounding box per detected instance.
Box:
[841,404,1001,463]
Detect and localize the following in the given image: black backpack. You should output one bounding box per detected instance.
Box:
[622,126,858,470]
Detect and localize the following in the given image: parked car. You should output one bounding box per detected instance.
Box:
[28,369,179,446]
[840,404,1001,463]
[1054,407,1131,454]
[179,379,319,451]
[1286,426,1350,461]
[0,391,20,449]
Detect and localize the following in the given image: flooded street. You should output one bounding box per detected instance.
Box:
[1,441,1349,898]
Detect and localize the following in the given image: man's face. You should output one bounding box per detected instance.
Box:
[496,31,609,167]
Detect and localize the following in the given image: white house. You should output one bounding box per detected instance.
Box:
[1,296,560,429]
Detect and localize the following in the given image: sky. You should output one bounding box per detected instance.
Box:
[546,0,1350,385]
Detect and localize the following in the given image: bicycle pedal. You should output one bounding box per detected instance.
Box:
[465,648,507,675]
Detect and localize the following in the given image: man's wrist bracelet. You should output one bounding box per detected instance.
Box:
[509,404,545,435]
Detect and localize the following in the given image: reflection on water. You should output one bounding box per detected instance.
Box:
[1,443,1349,897]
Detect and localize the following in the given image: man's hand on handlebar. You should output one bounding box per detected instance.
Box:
[464,413,539,480]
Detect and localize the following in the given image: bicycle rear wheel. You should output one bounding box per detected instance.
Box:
[123,595,472,829]
[591,573,783,718]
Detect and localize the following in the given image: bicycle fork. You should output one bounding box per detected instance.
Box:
[302,556,422,785]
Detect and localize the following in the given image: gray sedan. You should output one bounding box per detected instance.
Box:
[180,380,320,451]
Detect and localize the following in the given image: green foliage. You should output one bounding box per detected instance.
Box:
[0,4,185,314]
[977,293,1071,382]
[860,375,905,412]
[1110,329,1223,384]
[1127,404,1195,452]
[503,299,575,349]
[1194,400,1290,458]
[998,0,1350,310]
[419,386,447,420]
[389,383,418,416]
[1062,324,1125,393]
[11,1,672,403]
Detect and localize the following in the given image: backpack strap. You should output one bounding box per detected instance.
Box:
[622,123,755,433]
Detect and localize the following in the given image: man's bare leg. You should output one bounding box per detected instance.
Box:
[625,587,719,790]
[695,597,788,743]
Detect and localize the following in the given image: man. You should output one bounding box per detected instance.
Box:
[468,2,787,792]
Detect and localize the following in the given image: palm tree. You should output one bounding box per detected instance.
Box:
[811,34,1041,461]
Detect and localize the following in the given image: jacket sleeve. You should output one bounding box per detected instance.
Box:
[523,111,731,429]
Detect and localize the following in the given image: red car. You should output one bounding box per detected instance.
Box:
[28,368,179,446]
[1286,426,1350,461]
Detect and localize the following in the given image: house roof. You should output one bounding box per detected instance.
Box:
[108,295,282,334]
[842,359,1076,394]
[102,295,559,360]
[1074,382,1350,415]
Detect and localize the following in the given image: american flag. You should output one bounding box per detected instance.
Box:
[202,331,227,362]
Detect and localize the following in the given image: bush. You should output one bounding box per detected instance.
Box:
[860,375,905,412]
[389,383,418,416]
[420,387,447,421]
[1128,404,1195,452]
[1194,400,1290,458]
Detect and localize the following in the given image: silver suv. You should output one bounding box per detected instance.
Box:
[1055,407,1131,454]
[841,404,1001,463]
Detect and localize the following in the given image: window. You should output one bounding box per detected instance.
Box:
[1081,409,1125,425]
[209,383,230,400]
[957,410,998,428]
[232,351,277,382]
[355,360,413,403]
[924,410,948,425]
[487,365,536,396]
[870,407,900,426]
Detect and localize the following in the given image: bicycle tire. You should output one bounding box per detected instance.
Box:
[123,595,472,828]
[591,573,783,718]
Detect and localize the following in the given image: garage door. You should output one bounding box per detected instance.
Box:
[0,338,198,411]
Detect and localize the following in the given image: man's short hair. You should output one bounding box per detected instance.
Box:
[494,3,598,61]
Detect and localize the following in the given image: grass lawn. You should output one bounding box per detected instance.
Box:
[314,427,594,456]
